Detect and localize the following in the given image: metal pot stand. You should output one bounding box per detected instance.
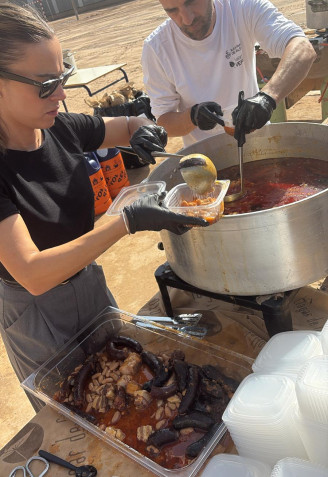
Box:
[154,262,299,338]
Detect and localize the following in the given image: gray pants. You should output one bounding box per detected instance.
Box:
[0,263,117,411]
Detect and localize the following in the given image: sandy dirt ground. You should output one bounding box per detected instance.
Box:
[0,0,324,449]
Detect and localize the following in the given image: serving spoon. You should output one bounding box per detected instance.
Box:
[116,147,217,195]
[39,450,97,477]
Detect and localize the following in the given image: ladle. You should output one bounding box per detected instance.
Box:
[39,450,97,477]
[224,91,246,203]
[117,147,216,194]
[178,154,217,195]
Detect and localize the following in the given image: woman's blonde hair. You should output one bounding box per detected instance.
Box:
[0,3,55,153]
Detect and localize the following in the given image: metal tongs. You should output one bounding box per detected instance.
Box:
[224,91,246,203]
[133,313,208,338]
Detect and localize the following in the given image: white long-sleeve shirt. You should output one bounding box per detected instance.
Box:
[142,0,304,146]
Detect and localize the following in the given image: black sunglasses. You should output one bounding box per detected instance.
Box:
[0,62,74,98]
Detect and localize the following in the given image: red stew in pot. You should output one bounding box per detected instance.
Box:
[219,157,328,215]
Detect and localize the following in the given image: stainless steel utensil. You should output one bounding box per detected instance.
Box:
[116,145,184,158]
[224,144,245,202]
[132,313,207,337]
[139,313,202,327]
[151,151,184,158]
[135,321,208,338]
[224,91,246,203]
[38,450,97,477]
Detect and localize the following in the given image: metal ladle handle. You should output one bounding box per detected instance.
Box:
[116,146,184,158]
[224,145,245,202]
[224,91,245,203]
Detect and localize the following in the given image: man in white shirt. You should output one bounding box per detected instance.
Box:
[142,0,316,148]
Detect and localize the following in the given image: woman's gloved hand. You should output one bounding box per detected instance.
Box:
[123,192,209,235]
[232,91,276,145]
[190,102,224,130]
[130,125,168,165]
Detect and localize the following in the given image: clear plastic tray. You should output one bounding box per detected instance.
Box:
[163,180,230,224]
[106,181,166,215]
[21,307,252,477]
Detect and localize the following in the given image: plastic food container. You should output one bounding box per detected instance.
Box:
[271,457,328,477]
[320,319,328,354]
[200,454,272,477]
[21,307,252,477]
[163,180,230,224]
[106,181,166,215]
[295,355,328,422]
[222,374,307,466]
[295,410,328,467]
[252,331,323,380]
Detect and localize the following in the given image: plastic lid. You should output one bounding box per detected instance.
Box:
[200,454,272,477]
[252,331,322,374]
[106,181,166,215]
[271,457,328,476]
[296,355,328,393]
[223,374,296,421]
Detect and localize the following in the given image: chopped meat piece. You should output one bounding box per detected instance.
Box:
[105,426,126,441]
[126,381,141,395]
[134,390,152,409]
[137,425,153,443]
[116,374,133,388]
[119,352,142,375]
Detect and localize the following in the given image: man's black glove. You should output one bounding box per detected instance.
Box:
[123,192,209,235]
[130,124,168,165]
[190,102,224,130]
[232,91,276,146]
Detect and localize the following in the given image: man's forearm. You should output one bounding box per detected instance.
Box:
[262,36,316,105]
[157,109,195,137]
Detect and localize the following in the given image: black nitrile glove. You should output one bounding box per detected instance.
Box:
[123,192,209,235]
[130,124,168,165]
[232,90,276,146]
[190,102,224,130]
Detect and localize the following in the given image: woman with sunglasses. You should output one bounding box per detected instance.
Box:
[0,3,208,411]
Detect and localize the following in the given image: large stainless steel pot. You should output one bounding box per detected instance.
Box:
[148,123,328,295]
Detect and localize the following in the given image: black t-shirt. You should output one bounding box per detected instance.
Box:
[0,112,105,280]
